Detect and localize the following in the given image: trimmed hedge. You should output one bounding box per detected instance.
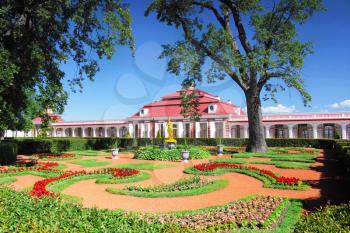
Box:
[4,137,336,155]
[134,146,210,161]
[333,140,350,176]
[0,142,18,165]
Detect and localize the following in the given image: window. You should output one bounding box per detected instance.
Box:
[184,123,191,138]
[172,124,178,138]
[215,122,224,138]
[200,123,208,138]
[143,124,148,138]
[158,123,165,137]
[208,104,217,113]
[324,125,334,138]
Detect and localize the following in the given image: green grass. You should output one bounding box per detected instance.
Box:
[54,163,68,170]
[110,163,175,170]
[273,199,303,233]
[64,150,110,157]
[0,177,17,185]
[60,194,83,205]
[70,159,111,167]
[106,179,228,198]
[47,172,152,194]
[95,172,151,184]
[212,157,312,169]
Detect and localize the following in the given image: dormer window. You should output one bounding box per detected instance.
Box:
[140,108,148,116]
[208,104,217,113]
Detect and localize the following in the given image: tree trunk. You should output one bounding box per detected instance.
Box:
[245,88,267,152]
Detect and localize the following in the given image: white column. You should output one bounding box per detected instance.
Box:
[164,122,168,138]
[178,122,184,138]
[243,125,249,138]
[147,123,151,138]
[92,127,96,137]
[265,125,271,139]
[52,128,56,137]
[312,124,318,139]
[140,124,145,138]
[288,125,294,139]
[195,122,200,138]
[82,128,86,137]
[209,121,215,138]
[341,124,347,140]
[128,123,134,137]
[71,128,75,137]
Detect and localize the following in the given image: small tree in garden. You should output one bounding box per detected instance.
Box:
[146,0,323,152]
[180,86,201,147]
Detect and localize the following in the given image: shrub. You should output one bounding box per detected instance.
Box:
[0,142,18,165]
[134,146,210,161]
[295,202,350,232]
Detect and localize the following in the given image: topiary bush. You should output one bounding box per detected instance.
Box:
[0,142,18,165]
[134,146,210,161]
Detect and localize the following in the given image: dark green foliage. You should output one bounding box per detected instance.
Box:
[0,142,17,165]
[0,187,178,233]
[295,202,350,232]
[0,0,134,132]
[134,146,210,161]
[5,137,337,155]
[333,141,350,177]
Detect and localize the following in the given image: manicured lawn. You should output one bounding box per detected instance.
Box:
[65,150,110,156]
[212,157,312,169]
[70,159,111,167]
[111,163,175,170]
[0,177,17,185]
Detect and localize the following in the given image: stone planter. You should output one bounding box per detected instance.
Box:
[167,142,176,149]
[217,144,224,156]
[111,148,119,160]
[181,150,190,163]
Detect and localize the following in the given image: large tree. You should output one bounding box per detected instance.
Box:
[146,0,323,152]
[0,0,134,134]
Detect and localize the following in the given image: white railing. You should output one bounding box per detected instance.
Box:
[52,119,128,126]
[229,112,350,122]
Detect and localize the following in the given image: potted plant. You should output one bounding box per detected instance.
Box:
[181,137,190,163]
[217,137,224,156]
[111,139,119,159]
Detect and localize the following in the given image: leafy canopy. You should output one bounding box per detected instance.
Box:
[0,0,134,132]
[146,0,324,102]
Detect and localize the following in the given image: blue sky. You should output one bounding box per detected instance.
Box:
[61,0,350,121]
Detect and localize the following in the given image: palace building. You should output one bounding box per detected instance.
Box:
[5,88,350,140]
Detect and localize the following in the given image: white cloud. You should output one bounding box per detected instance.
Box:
[262,104,296,114]
[330,99,350,109]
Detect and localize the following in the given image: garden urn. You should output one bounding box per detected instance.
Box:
[181,150,190,163]
[217,145,224,156]
[111,148,119,159]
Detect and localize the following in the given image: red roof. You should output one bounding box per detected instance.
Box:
[33,113,64,124]
[130,89,246,118]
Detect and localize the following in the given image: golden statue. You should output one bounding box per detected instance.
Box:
[165,118,176,143]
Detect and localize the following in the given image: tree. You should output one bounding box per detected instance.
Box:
[146,0,323,152]
[0,0,134,134]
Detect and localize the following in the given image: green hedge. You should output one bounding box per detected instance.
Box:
[134,146,210,161]
[5,137,337,155]
[333,140,350,176]
[0,142,18,165]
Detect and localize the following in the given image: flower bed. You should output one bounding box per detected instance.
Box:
[106,176,228,197]
[32,153,79,160]
[30,167,140,198]
[140,196,290,231]
[185,162,307,190]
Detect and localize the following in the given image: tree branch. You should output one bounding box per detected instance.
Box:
[220,0,252,54]
[178,16,247,91]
